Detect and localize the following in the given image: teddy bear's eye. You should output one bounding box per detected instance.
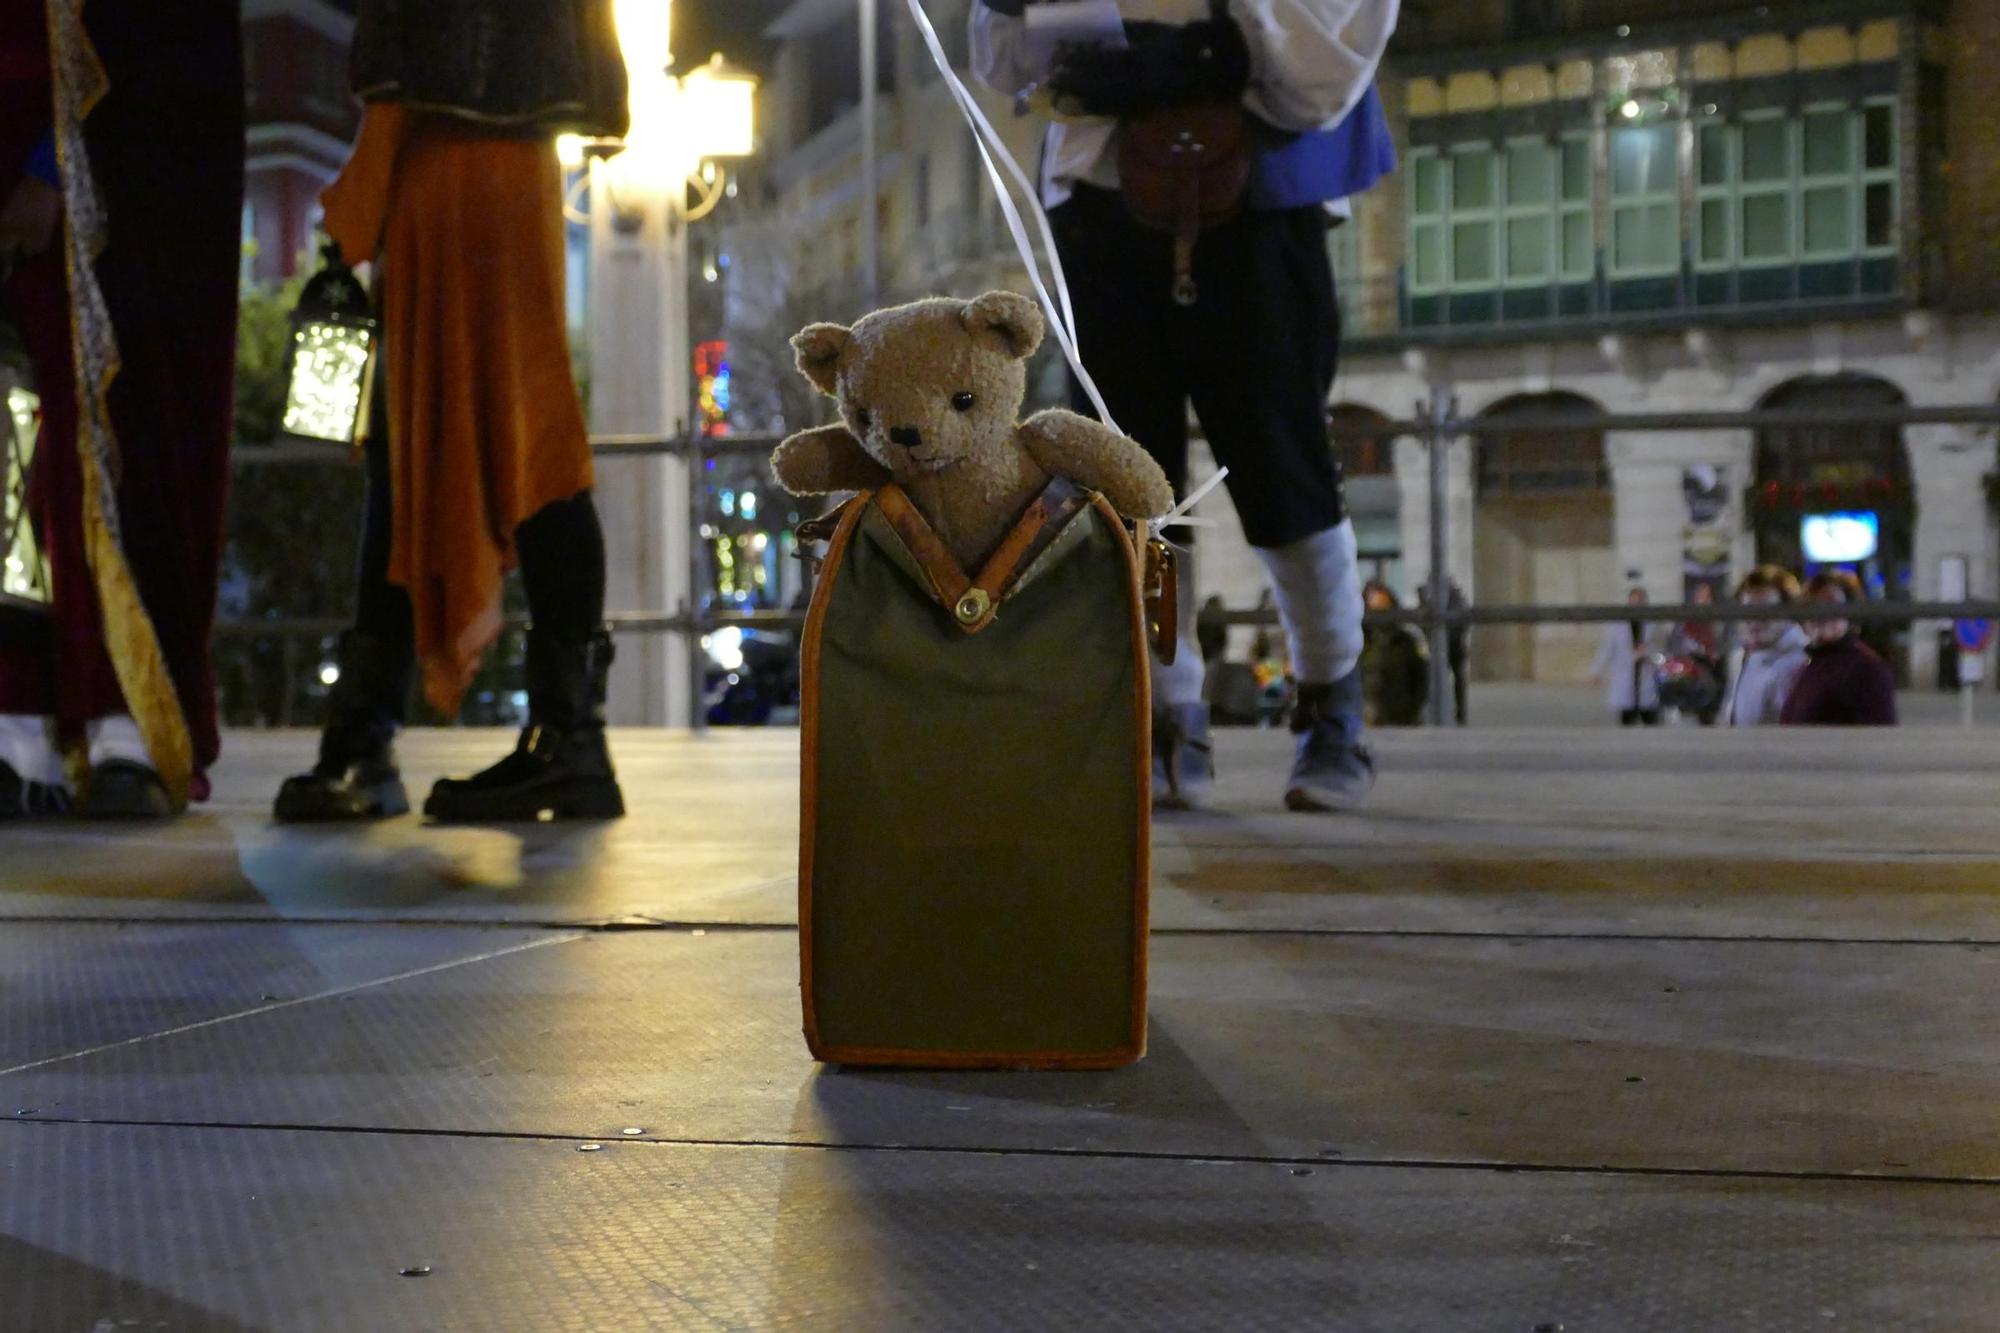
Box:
[853,407,872,430]
[951,391,976,412]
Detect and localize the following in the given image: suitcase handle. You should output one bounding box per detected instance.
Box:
[1143,537,1178,666]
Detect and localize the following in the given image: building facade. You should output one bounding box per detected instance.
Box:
[241,0,357,285]
[1346,0,2000,685]
[732,0,2000,685]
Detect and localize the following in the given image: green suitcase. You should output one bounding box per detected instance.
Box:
[798,478,1153,1068]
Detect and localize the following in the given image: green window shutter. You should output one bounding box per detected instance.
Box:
[1453,150,1494,209]
[1507,216,1552,280]
[1741,117,1789,183]
[1608,124,1679,277]
[1561,208,1594,278]
[1453,220,1497,283]
[1741,193,1790,261]
[1412,222,1445,289]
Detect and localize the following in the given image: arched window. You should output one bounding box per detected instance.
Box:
[1755,375,1907,489]
[1471,391,1613,685]
[1328,403,1396,477]
[1751,373,1911,594]
[1476,392,1608,496]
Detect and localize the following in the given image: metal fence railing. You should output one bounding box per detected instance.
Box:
[225,401,2000,727]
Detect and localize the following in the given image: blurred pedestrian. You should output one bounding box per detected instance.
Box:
[1779,569,1897,726]
[1723,565,1808,726]
[1195,593,1228,665]
[276,0,630,823]
[1590,587,1663,725]
[1670,582,1726,724]
[1249,588,1280,669]
[1359,581,1427,726]
[0,0,241,818]
[973,0,1398,812]
[1417,577,1468,724]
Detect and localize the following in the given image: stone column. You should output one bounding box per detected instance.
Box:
[1907,423,1998,687]
[588,166,693,727]
[1392,433,1474,598]
[1607,430,1752,603]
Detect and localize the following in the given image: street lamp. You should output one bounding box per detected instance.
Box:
[680,53,759,161]
[559,3,759,233]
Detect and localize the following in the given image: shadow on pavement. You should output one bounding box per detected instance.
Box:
[0,1236,261,1333]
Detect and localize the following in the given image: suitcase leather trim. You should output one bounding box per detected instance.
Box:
[872,480,1092,633]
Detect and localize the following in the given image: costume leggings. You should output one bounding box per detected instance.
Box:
[351,414,607,654]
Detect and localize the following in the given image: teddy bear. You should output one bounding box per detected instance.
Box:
[770,290,1174,570]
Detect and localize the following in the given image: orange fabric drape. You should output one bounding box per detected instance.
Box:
[321,104,594,715]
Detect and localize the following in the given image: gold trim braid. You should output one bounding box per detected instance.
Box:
[45,0,195,809]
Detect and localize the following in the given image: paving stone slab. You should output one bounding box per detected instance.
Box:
[5,926,1994,1181]
[0,922,574,1075]
[3,1121,1996,1333]
[5,731,2000,943]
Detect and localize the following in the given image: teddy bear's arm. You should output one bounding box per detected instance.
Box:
[771,425,892,495]
[1018,409,1175,519]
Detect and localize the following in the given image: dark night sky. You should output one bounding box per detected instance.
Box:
[318,2,797,75]
[675,0,794,74]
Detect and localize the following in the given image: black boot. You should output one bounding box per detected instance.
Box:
[273,629,413,822]
[423,628,624,823]
[0,759,69,819]
[80,761,173,820]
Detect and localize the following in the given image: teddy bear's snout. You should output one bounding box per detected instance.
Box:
[888,425,923,449]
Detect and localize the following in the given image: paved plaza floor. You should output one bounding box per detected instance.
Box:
[2,721,1997,1330]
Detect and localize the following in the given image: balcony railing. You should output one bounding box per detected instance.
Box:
[215,401,2000,729]
[1342,255,1904,348]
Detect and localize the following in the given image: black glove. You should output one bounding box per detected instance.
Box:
[1047,15,1252,119]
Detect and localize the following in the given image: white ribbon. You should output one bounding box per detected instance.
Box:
[902,0,1226,539]
[1156,467,1228,537]
[902,0,1101,418]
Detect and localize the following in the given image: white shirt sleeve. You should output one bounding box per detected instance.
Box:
[1229,0,1400,132]
[1766,647,1810,723]
[970,6,1047,97]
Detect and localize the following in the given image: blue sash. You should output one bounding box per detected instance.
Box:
[1247,84,1396,210]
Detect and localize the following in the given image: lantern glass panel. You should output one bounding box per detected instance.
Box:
[3,385,51,609]
[283,319,374,444]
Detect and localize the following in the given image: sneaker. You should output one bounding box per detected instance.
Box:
[1152,701,1214,810]
[1284,672,1375,813]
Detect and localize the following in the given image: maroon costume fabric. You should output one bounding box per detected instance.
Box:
[0,3,119,723]
[0,1,240,785]
[1778,634,1898,726]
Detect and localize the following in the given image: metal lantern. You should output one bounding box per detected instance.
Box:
[1,341,50,612]
[282,242,378,446]
[680,52,759,160]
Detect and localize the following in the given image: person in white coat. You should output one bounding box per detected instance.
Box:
[1591,587,1664,725]
[1723,565,1809,726]
[970,0,1400,813]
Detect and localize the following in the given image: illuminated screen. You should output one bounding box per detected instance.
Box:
[1800,511,1879,564]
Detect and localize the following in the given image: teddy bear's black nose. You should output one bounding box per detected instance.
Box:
[889,426,923,449]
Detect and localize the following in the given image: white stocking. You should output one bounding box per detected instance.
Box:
[1253,520,1365,686]
[87,714,154,770]
[0,714,64,789]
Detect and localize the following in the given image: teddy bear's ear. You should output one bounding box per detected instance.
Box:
[961,291,1043,361]
[791,323,852,395]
